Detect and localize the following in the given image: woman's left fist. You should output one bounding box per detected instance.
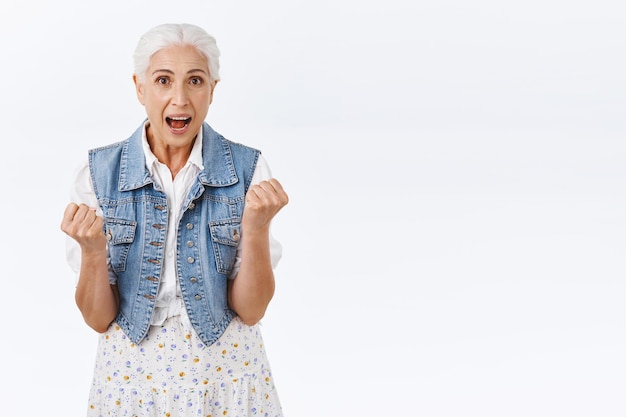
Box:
[242,178,289,229]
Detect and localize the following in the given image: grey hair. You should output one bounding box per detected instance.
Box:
[133,23,221,83]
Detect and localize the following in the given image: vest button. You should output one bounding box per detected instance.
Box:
[190,277,198,283]
[187,257,195,264]
[188,202,195,210]
[194,294,202,300]
[186,223,193,230]
[187,241,194,248]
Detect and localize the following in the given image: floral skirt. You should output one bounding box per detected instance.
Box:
[86,314,283,417]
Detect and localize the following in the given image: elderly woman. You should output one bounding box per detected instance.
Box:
[61,23,288,416]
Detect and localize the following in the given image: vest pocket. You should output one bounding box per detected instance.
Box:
[208,219,241,275]
[105,218,137,272]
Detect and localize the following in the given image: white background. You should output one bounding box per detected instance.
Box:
[1,1,625,416]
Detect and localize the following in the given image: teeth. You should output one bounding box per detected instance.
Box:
[169,116,190,121]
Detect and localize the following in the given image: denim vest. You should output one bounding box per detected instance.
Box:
[89,121,260,346]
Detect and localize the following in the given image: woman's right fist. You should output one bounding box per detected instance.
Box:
[61,203,106,252]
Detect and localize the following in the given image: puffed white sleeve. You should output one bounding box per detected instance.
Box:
[65,159,118,285]
[228,153,283,279]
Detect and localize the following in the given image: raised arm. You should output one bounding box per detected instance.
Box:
[227,178,288,325]
[61,203,119,333]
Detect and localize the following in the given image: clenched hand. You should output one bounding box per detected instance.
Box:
[61,203,106,254]
[242,178,289,231]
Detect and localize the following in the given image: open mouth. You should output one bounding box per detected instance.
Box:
[166,116,192,130]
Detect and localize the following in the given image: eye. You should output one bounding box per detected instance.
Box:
[189,77,204,86]
[156,76,170,85]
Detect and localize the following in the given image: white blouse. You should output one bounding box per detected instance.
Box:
[65,123,282,326]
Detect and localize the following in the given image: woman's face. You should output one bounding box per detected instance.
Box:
[133,44,216,149]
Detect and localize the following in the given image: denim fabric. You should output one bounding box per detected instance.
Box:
[89,121,260,346]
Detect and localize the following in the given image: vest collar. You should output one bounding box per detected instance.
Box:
[117,121,239,191]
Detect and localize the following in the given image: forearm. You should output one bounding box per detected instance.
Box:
[228,227,275,325]
[75,251,119,333]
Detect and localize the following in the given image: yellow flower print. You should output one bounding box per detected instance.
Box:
[115,325,120,331]
[179,372,185,377]
[146,375,152,380]
[221,349,227,355]
[244,361,249,366]
[193,357,200,363]
[123,375,129,381]
[203,380,209,385]
[216,366,222,372]
[233,343,238,348]
[115,400,120,406]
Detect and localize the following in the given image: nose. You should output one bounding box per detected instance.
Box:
[171,82,189,106]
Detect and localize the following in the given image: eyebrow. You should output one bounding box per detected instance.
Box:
[151,68,209,76]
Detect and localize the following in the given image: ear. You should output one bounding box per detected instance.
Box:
[209,80,218,105]
[133,74,145,105]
